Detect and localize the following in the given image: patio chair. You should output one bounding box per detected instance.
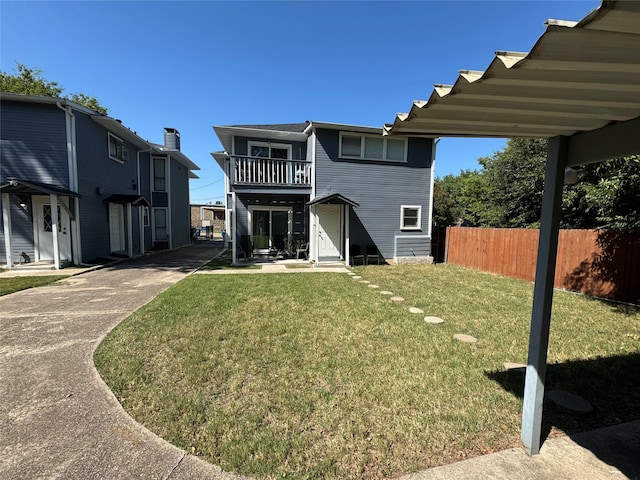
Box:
[296,242,309,260]
[365,244,380,265]
[351,244,365,265]
[239,235,253,261]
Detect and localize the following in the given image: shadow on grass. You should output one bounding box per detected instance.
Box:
[486,352,640,478]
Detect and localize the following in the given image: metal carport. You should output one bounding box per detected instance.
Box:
[384,0,640,455]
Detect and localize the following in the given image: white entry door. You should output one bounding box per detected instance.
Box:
[33,196,72,261]
[109,203,126,253]
[317,204,341,258]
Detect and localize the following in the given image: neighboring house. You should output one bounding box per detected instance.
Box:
[212,121,434,265]
[190,203,225,237]
[0,93,199,269]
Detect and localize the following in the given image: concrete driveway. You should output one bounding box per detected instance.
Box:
[0,243,243,480]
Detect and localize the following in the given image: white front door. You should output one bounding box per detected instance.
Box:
[109,203,125,252]
[317,204,341,258]
[33,196,72,261]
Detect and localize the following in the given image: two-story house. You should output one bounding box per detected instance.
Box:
[1,93,199,269]
[212,121,434,265]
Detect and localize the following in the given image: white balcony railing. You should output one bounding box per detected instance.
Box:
[231,156,312,186]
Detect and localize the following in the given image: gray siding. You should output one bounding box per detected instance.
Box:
[314,128,433,260]
[169,156,190,247]
[395,235,431,257]
[0,100,69,186]
[75,113,141,262]
[138,152,153,251]
[0,197,35,261]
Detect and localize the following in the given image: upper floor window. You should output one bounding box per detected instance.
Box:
[339,132,407,162]
[153,157,166,191]
[108,133,128,163]
[248,141,291,160]
[401,205,422,230]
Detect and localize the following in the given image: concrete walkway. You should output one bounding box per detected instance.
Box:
[0,243,244,480]
[1,248,638,479]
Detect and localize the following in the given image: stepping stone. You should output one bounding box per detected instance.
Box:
[368,284,380,289]
[360,280,371,284]
[347,272,356,276]
[352,276,361,279]
[504,362,527,371]
[380,291,393,296]
[547,390,593,413]
[454,333,477,343]
[424,316,444,324]
[409,307,424,314]
[390,296,404,302]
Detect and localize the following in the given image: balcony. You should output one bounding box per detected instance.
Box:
[231,156,311,187]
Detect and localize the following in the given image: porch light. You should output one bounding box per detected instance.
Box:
[564,167,578,185]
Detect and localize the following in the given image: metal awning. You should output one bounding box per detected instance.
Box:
[383,0,640,458]
[307,193,359,208]
[385,0,640,153]
[0,178,80,197]
[104,194,151,207]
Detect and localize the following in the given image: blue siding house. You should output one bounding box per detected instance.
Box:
[1,93,199,269]
[212,121,434,265]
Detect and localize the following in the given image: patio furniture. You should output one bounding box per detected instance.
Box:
[351,244,365,265]
[366,244,380,265]
[239,235,253,261]
[296,242,309,260]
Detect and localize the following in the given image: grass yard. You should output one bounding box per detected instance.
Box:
[0,275,67,296]
[94,264,640,479]
[199,250,261,270]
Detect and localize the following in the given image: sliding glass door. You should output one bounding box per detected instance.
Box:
[250,208,291,252]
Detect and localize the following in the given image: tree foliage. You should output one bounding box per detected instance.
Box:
[0,63,108,114]
[435,138,640,232]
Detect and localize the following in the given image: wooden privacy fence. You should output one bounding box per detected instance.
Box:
[445,227,640,304]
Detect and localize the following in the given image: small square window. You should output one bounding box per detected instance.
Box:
[401,206,422,230]
[108,133,128,163]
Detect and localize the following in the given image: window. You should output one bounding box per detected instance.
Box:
[248,141,292,160]
[108,133,128,163]
[153,208,168,241]
[153,157,166,191]
[142,206,150,227]
[401,205,422,230]
[339,132,407,162]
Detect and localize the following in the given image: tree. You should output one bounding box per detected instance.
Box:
[437,170,494,226]
[0,63,108,114]
[479,138,548,228]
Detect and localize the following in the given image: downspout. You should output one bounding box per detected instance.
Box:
[427,137,440,240]
[56,101,81,265]
[309,126,317,262]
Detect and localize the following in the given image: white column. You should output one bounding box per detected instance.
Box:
[344,205,351,266]
[521,136,567,455]
[231,193,238,265]
[139,206,145,255]
[126,203,133,257]
[50,194,60,270]
[2,193,14,270]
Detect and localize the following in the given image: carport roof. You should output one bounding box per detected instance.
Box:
[384,0,640,142]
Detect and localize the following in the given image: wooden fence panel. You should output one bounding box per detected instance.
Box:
[445,227,640,304]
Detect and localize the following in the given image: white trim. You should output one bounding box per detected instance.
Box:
[232,193,237,264]
[72,197,82,264]
[344,204,350,265]
[247,140,292,159]
[338,131,407,163]
[400,205,422,231]
[50,194,60,270]
[310,128,317,199]
[167,156,172,248]
[139,205,146,254]
[2,193,13,269]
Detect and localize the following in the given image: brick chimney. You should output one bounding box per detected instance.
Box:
[164,128,180,150]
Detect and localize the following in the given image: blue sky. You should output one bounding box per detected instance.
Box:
[1,0,599,204]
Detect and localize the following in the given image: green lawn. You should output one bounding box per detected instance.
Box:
[94,264,640,480]
[0,275,67,296]
[199,250,261,270]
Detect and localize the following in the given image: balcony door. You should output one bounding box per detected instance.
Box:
[250,207,291,253]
